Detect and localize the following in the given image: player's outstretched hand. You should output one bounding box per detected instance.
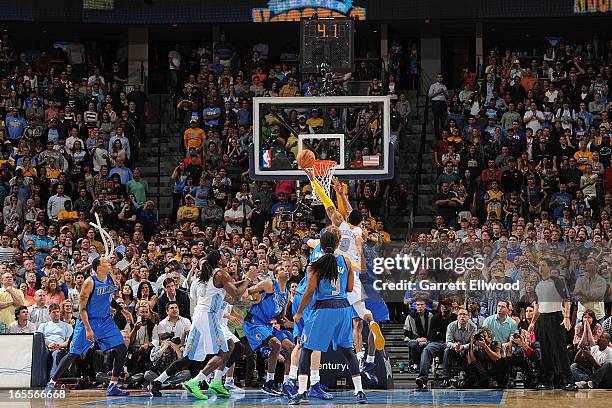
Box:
[332,177,341,191]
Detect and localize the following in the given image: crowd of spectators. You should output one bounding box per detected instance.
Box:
[0,32,404,391]
[411,39,612,389]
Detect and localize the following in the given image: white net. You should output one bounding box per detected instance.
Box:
[305,160,337,206]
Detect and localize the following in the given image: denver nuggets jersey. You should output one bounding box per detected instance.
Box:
[191,268,226,316]
[296,243,324,295]
[315,255,349,301]
[87,274,115,319]
[339,221,359,262]
[248,280,288,324]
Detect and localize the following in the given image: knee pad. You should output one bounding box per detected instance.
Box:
[298,348,313,375]
[339,348,360,376]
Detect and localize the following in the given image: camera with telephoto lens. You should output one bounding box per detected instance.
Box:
[159,332,181,345]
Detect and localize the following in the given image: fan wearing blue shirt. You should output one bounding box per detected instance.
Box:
[108,159,134,185]
[549,183,573,221]
[6,108,27,141]
[482,300,517,343]
[191,177,209,208]
[202,99,221,129]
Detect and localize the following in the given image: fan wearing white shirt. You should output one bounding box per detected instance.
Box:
[523,102,545,134]
[573,333,612,389]
[28,290,51,328]
[9,306,35,333]
[158,302,192,344]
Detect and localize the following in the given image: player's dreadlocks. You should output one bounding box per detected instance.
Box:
[199,249,221,282]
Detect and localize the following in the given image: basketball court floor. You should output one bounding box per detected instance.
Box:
[1,388,610,408]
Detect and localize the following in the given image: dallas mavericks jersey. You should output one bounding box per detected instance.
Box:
[296,243,324,295]
[315,255,349,301]
[339,221,360,262]
[87,274,115,319]
[190,268,226,316]
[248,280,288,324]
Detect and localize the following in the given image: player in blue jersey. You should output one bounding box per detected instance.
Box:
[45,257,131,396]
[244,263,294,395]
[282,238,333,400]
[290,227,367,405]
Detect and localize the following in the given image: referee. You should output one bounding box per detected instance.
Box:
[528,258,575,390]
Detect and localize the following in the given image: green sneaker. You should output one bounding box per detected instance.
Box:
[183,378,208,400]
[208,379,231,399]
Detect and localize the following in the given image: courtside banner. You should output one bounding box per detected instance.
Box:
[0,334,33,388]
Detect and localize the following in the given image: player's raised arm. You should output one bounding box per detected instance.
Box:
[79,277,95,341]
[247,279,274,296]
[218,267,257,299]
[333,177,352,218]
[304,167,344,226]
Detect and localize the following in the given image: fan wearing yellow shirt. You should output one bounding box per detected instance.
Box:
[0,272,24,327]
[574,140,593,173]
[177,194,199,232]
[183,120,206,153]
[57,201,78,228]
[306,108,324,128]
[286,133,299,158]
[484,180,504,221]
[43,158,61,184]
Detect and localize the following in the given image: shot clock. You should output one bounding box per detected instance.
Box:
[300,17,354,74]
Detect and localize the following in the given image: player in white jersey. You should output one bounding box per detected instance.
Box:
[149,250,256,400]
[332,180,384,344]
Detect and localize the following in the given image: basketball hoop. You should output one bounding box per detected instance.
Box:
[305,160,337,206]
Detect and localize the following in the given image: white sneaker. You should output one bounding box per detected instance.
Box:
[575,381,586,389]
[224,381,242,391]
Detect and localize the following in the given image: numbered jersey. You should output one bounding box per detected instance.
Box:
[338,221,360,263]
[86,274,115,319]
[315,255,349,301]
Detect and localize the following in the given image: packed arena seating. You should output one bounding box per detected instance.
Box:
[424,39,612,389]
[1,27,612,397]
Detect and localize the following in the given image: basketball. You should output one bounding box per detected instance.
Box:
[296,149,316,169]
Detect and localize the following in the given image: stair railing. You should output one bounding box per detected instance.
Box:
[411,72,431,225]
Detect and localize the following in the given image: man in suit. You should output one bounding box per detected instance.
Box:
[479,73,501,106]
[157,278,190,320]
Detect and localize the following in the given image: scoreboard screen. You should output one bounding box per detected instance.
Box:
[300,18,354,74]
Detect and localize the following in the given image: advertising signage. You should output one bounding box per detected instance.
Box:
[251,0,366,22]
[0,0,609,24]
[574,0,612,14]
